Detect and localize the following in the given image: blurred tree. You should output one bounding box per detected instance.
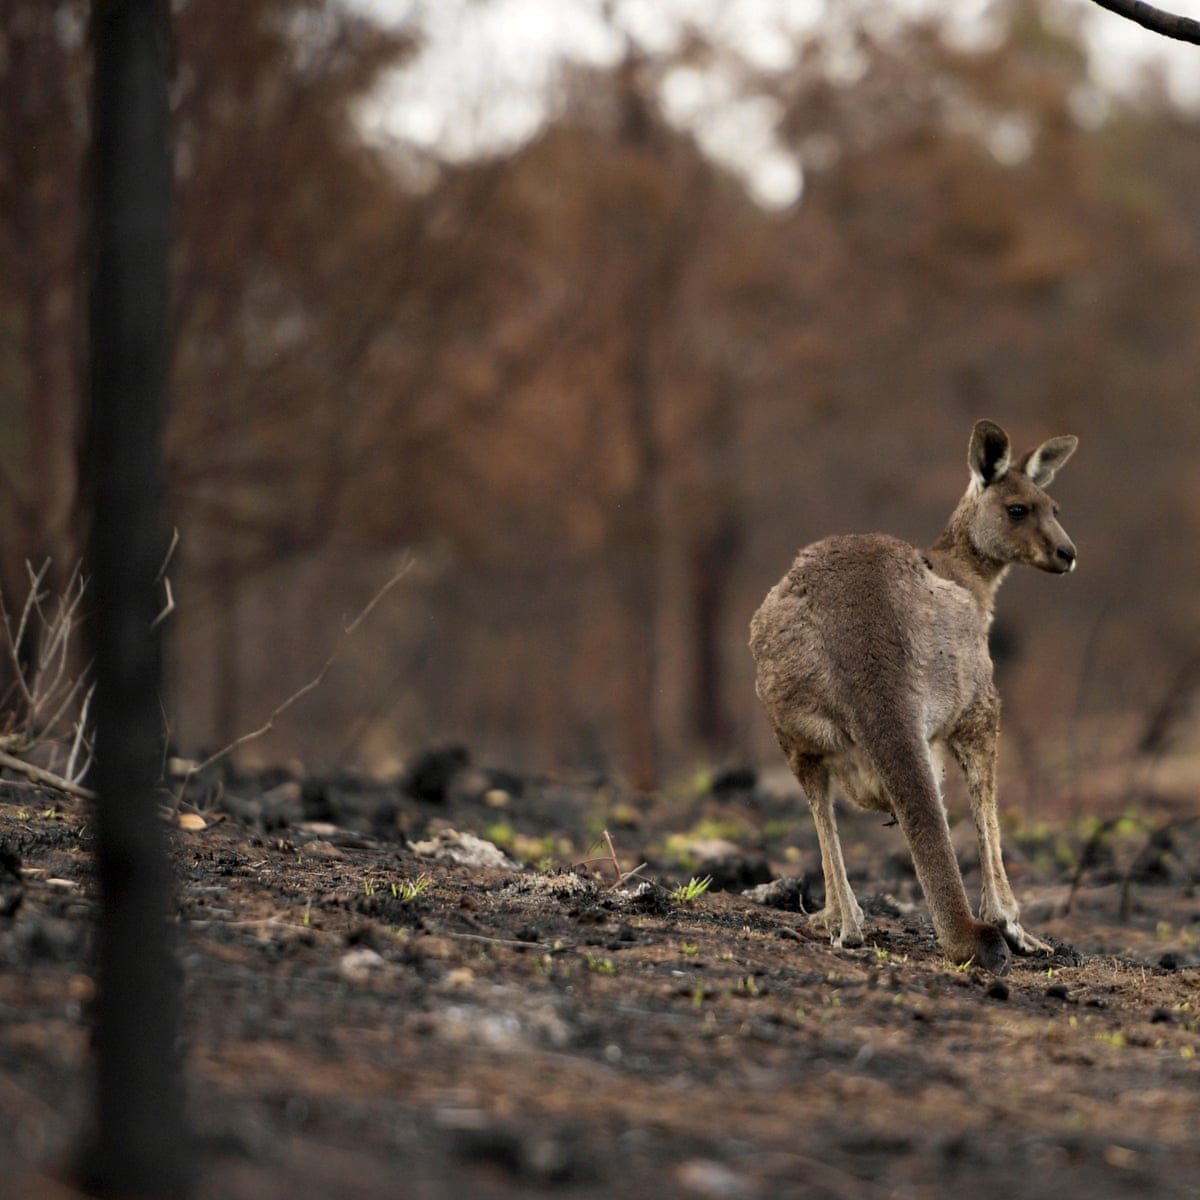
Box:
[5,0,1200,784]
[0,1,88,718]
[81,5,189,1196]
[165,0,419,743]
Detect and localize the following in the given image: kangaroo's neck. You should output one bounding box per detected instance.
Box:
[927,502,1009,620]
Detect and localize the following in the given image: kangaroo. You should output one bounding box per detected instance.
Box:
[749,420,1077,974]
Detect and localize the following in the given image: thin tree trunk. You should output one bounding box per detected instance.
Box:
[615,315,663,793]
[79,0,191,1194]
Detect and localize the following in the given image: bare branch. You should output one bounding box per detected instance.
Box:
[151,576,175,629]
[587,829,651,890]
[0,560,50,713]
[67,682,97,785]
[31,569,89,738]
[1087,0,1200,42]
[175,559,413,805]
[0,562,95,795]
[0,748,96,800]
[156,527,179,583]
[38,663,95,750]
[153,528,178,629]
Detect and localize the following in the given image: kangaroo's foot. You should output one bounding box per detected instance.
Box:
[981,898,1053,955]
[972,923,1012,974]
[996,920,1053,956]
[941,921,1011,974]
[809,896,865,949]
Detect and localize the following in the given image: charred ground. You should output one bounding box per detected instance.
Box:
[1,759,1198,1199]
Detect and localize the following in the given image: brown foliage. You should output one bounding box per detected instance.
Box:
[4,1,1200,788]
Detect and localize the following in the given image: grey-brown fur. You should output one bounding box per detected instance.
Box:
[750,420,1078,973]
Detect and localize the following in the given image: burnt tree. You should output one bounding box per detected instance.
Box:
[79,0,190,1195]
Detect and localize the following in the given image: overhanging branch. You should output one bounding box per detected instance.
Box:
[1087,0,1200,43]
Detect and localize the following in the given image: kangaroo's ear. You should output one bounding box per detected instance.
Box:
[969,419,1012,489]
[1018,435,1078,488]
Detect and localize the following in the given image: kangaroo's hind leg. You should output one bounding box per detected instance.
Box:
[948,697,1051,955]
[788,751,864,948]
[862,720,1010,973]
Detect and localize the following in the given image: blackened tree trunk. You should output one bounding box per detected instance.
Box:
[80,1,190,1195]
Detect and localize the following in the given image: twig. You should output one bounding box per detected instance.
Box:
[66,683,97,785]
[437,930,551,950]
[577,829,653,890]
[151,576,174,629]
[35,563,86,712]
[0,560,49,713]
[1087,0,1200,43]
[0,562,92,750]
[603,829,653,888]
[38,660,94,751]
[156,527,179,583]
[174,560,413,807]
[152,528,178,629]
[0,748,96,801]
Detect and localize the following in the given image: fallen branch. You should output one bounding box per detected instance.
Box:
[437,930,552,950]
[0,748,96,801]
[174,559,413,807]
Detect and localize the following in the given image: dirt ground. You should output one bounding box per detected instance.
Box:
[1,757,1198,1200]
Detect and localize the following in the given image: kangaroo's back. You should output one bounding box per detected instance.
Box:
[750,420,1078,973]
[750,532,990,753]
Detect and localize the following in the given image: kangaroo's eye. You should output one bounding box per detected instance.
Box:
[1006,504,1029,521]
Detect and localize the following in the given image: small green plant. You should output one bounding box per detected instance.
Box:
[586,953,616,976]
[302,901,311,927]
[363,880,376,897]
[671,876,712,904]
[681,942,699,956]
[393,874,432,902]
[16,810,28,821]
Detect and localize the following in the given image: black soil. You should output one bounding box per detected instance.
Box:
[1,764,1198,1199]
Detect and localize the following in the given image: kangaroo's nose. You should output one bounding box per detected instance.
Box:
[1056,545,1077,571]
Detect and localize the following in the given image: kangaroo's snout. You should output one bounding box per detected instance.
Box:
[1055,543,1077,572]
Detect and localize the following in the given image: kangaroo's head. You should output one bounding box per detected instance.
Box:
[964,419,1078,575]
